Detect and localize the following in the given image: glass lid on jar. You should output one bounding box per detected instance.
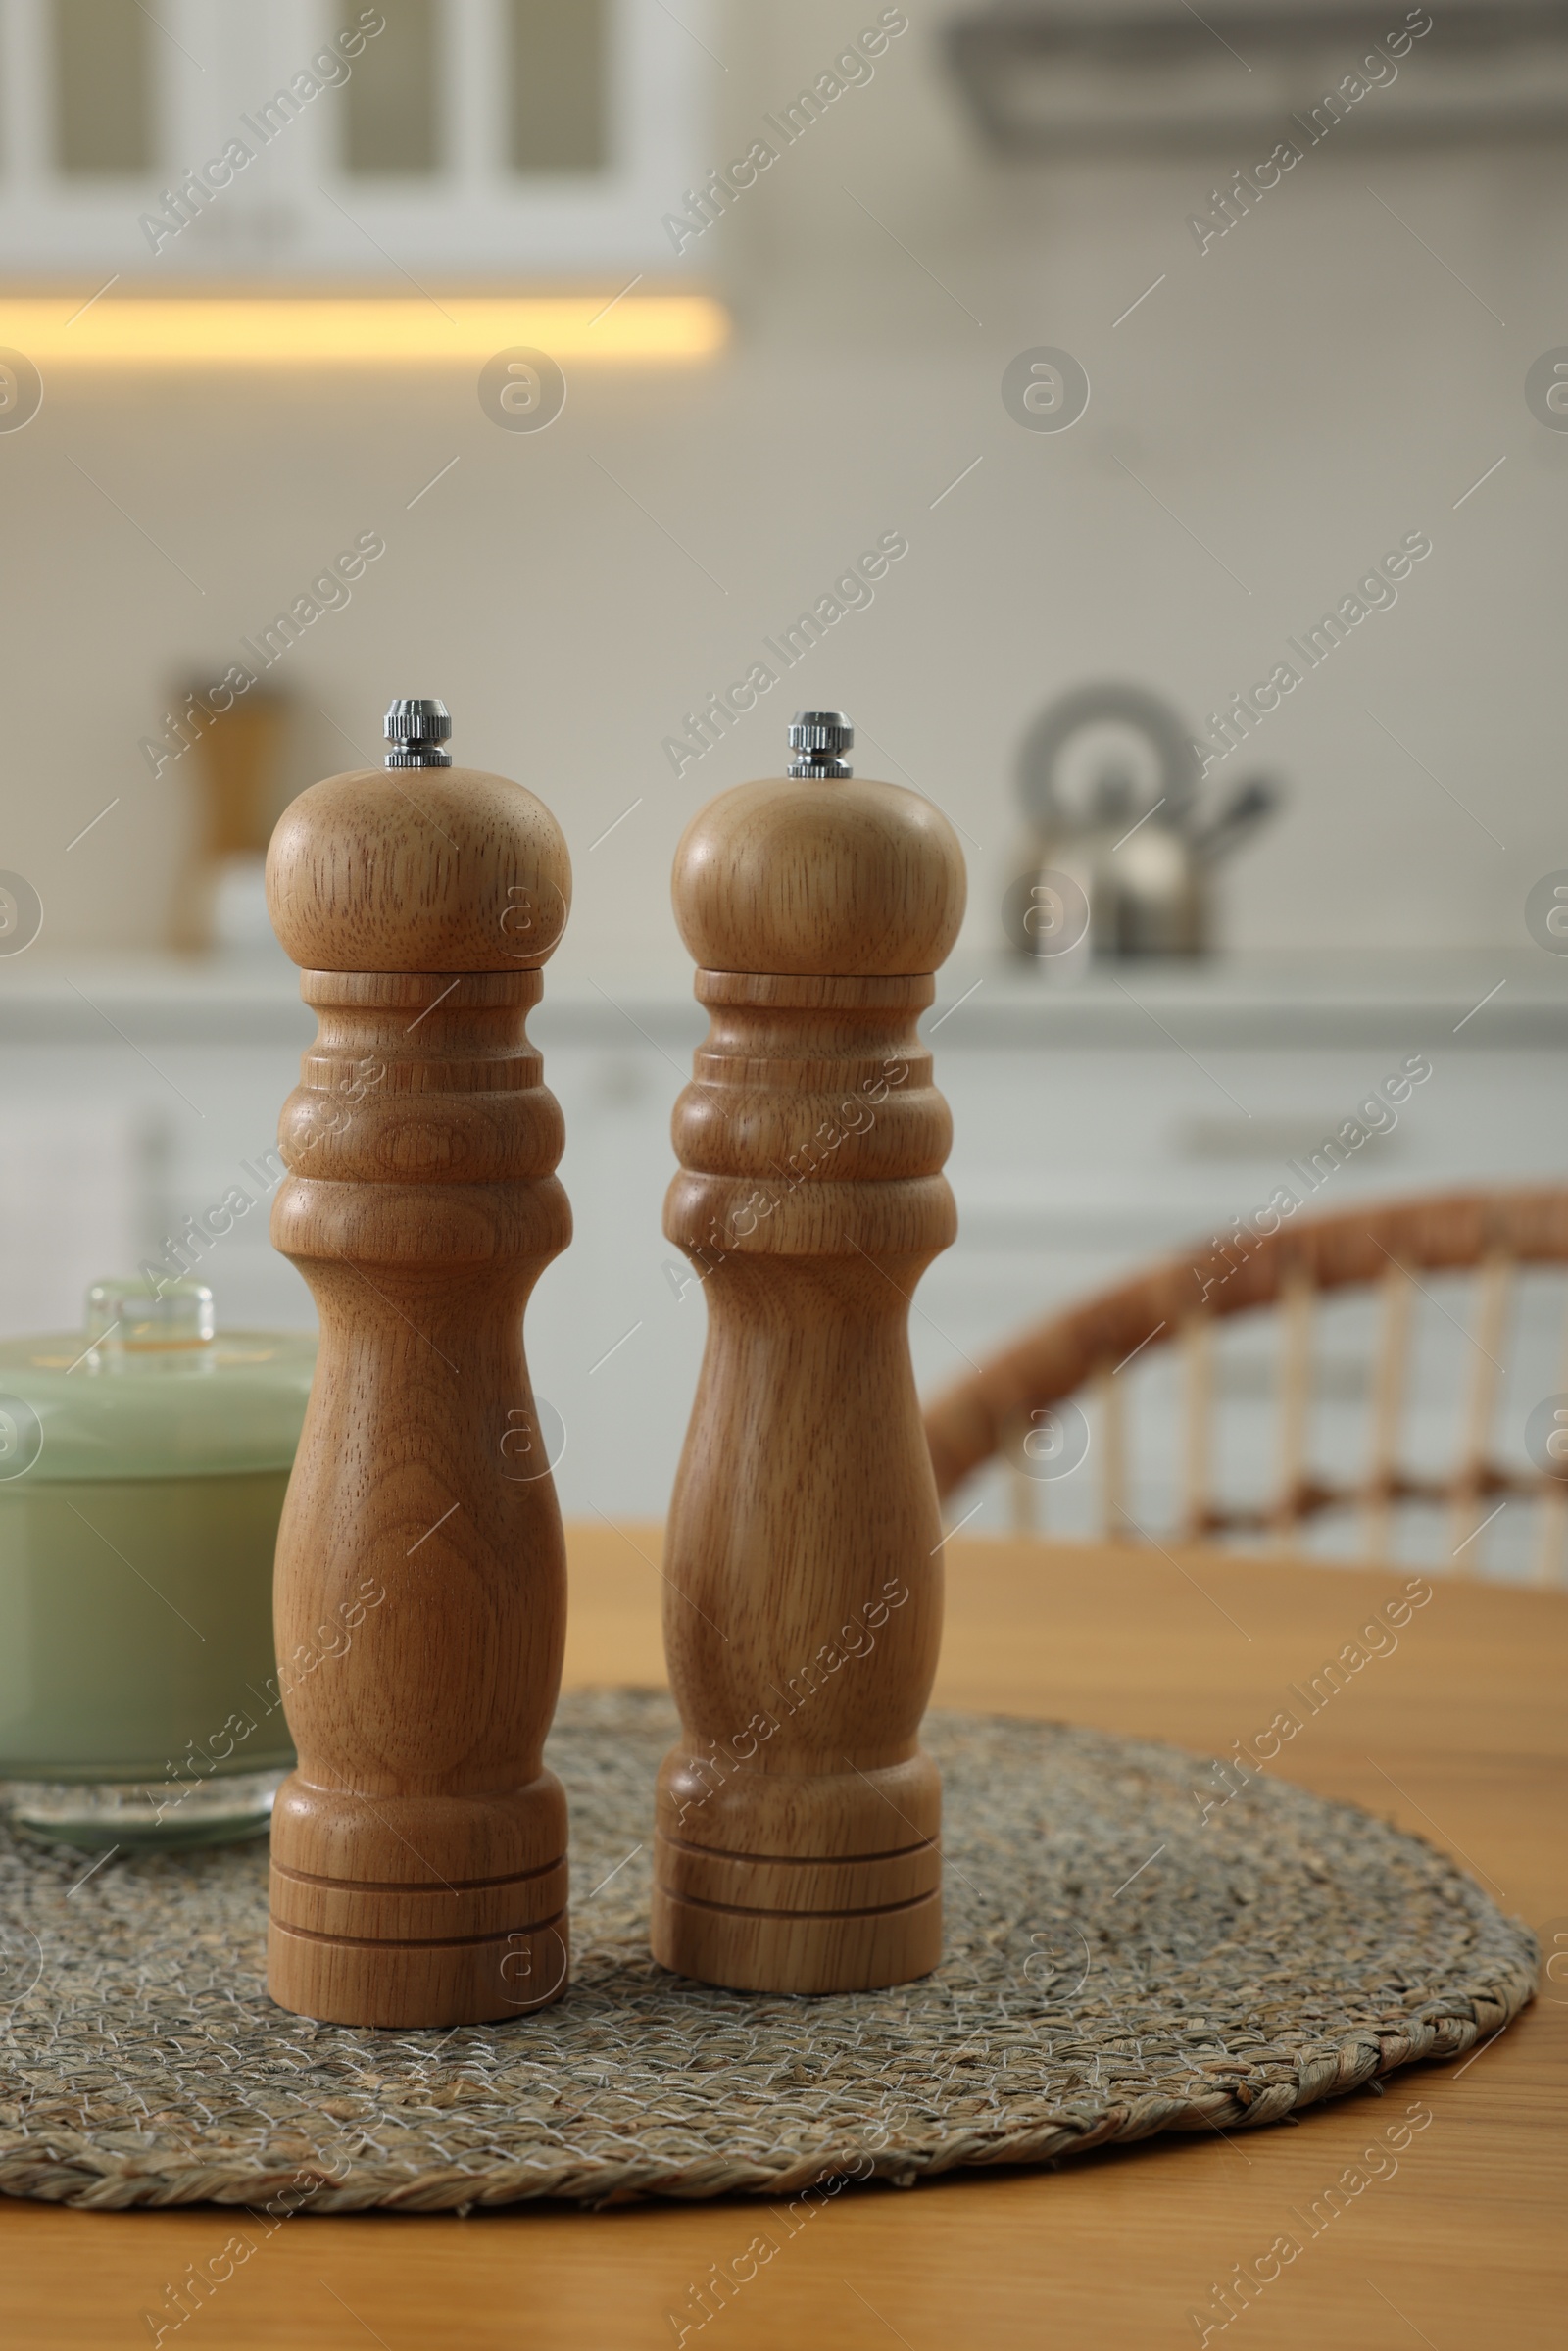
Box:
[0,1279,317,1483]
[83,1276,219,1372]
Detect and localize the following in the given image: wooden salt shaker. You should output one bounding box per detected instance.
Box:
[653,711,966,1994]
[264,699,572,2028]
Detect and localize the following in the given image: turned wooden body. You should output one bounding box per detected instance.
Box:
[263,759,572,2028]
[654,755,966,1994]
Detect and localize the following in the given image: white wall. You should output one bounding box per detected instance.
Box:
[3,0,1563,969]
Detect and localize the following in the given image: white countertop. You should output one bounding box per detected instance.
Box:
[0,948,1560,1048]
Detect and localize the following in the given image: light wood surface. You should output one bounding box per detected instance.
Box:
[262,761,574,2027]
[654,759,966,1993]
[2,1523,1561,2350]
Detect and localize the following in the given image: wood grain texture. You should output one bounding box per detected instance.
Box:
[262,764,573,2027]
[653,769,966,1994]
[670,775,965,975]
[4,1524,1560,2351]
[266,765,569,971]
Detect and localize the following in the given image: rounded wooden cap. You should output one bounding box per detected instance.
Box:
[266,765,571,973]
[672,773,966,977]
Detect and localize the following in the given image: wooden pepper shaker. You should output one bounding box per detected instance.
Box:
[653,712,967,1994]
[264,699,572,2029]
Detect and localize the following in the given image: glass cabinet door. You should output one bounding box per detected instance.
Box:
[0,0,712,276]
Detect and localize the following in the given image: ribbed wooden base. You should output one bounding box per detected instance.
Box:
[267,1908,568,2029]
[266,1773,569,2027]
[651,1870,940,1995]
[650,1749,944,1994]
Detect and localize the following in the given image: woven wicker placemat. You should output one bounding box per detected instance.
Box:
[0,1690,1536,2212]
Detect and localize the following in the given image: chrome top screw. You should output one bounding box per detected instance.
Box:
[384,697,453,768]
[787,710,854,780]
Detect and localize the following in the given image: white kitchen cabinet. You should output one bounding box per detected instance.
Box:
[0,0,711,278]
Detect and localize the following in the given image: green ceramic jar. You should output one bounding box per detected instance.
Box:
[0,1278,315,1850]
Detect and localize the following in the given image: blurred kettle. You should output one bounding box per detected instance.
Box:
[1004,682,1281,961]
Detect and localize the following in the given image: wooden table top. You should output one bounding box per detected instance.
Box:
[3,1524,1562,2351]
